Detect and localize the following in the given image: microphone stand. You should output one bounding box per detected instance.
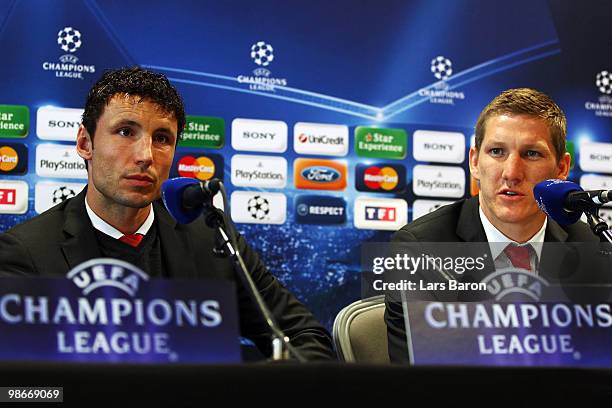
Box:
[584,210,612,243]
[201,194,306,363]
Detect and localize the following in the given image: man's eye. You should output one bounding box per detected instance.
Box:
[118,128,131,137]
[154,134,170,144]
[526,150,542,158]
[489,148,503,156]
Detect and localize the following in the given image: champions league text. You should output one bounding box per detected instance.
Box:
[0,295,222,355]
[425,302,612,356]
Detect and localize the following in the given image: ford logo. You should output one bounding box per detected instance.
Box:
[302,166,340,183]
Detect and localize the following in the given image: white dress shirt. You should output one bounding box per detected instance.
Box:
[85,198,155,239]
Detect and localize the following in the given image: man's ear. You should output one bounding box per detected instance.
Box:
[76,125,93,161]
[468,146,480,181]
[556,152,571,180]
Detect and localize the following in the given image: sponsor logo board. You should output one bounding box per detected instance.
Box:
[413,130,465,163]
[579,142,612,174]
[231,118,287,153]
[293,122,348,156]
[294,195,346,225]
[36,144,87,179]
[412,199,455,221]
[294,158,347,190]
[230,191,286,224]
[0,105,29,138]
[580,174,612,207]
[231,155,287,188]
[413,165,465,198]
[173,153,224,181]
[36,107,83,141]
[355,163,405,193]
[179,115,224,149]
[354,197,407,230]
[0,180,28,214]
[0,143,28,174]
[354,127,407,159]
[35,181,86,214]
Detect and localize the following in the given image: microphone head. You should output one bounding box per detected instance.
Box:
[533,179,583,225]
[161,177,204,224]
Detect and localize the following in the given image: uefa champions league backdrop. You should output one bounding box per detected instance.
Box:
[0,0,611,328]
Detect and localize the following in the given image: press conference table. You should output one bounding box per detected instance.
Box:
[2,362,612,405]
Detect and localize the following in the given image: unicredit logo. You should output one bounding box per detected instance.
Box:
[301,166,340,183]
[590,154,612,161]
[297,133,343,145]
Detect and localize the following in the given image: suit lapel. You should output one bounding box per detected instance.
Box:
[455,197,496,283]
[155,201,198,279]
[539,218,572,281]
[60,188,102,270]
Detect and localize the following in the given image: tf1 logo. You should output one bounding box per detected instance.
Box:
[365,206,396,221]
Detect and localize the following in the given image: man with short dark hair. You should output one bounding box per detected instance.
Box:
[385,88,600,363]
[0,67,335,361]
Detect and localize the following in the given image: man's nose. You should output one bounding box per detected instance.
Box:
[502,153,524,185]
[133,135,154,167]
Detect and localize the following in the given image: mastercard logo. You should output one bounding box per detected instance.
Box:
[363,166,398,191]
[177,156,215,180]
[0,146,18,172]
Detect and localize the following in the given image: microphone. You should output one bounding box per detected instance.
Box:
[161,177,221,224]
[534,179,611,225]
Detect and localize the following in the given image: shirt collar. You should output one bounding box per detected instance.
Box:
[85,197,155,239]
[478,206,546,261]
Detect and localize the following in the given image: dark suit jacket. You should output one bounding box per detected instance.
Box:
[0,189,335,361]
[385,196,604,363]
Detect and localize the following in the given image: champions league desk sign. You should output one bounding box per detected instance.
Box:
[0,258,241,364]
[363,242,612,368]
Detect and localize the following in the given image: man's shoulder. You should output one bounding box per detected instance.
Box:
[561,220,601,242]
[393,198,469,242]
[3,198,71,241]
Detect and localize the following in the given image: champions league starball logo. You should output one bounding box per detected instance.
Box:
[596,70,612,95]
[419,55,464,105]
[247,195,270,220]
[52,186,77,205]
[43,26,96,79]
[585,70,612,117]
[57,27,82,53]
[237,41,287,92]
[250,41,274,67]
[431,56,453,81]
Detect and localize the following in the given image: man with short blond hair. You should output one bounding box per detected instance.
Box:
[385,88,598,363]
